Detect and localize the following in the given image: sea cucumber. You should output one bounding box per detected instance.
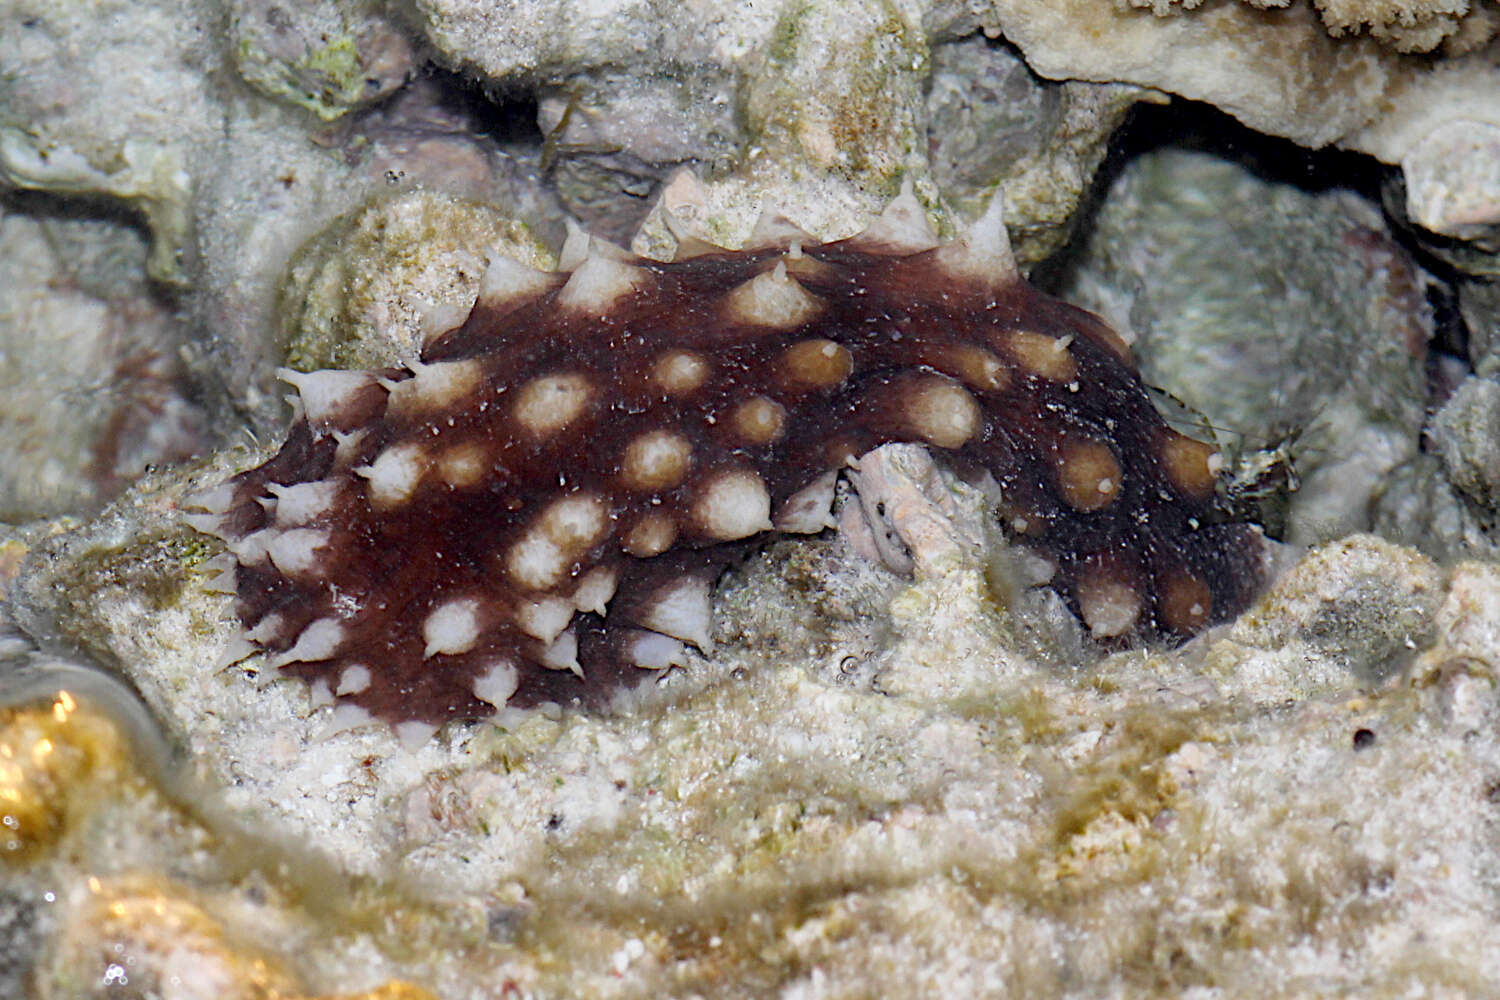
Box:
[186,187,1266,734]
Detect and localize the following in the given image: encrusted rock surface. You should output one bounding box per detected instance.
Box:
[1058,146,1431,547]
[4,0,1500,995]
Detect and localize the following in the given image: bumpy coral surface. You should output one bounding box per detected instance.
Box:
[186,192,1265,729]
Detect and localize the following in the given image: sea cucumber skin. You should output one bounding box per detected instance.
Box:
[190,209,1265,727]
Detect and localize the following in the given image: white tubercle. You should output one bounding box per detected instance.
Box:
[516,595,575,645]
[270,618,345,667]
[627,630,688,670]
[723,261,823,329]
[335,663,372,696]
[355,442,427,509]
[931,189,1015,286]
[540,628,582,676]
[638,576,714,652]
[384,359,485,418]
[775,469,839,533]
[277,368,376,431]
[265,527,330,577]
[572,566,618,616]
[268,480,340,526]
[423,597,483,658]
[744,202,815,251]
[472,659,520,708]
[394,721,440,752]
[843,175,940,254]
[694,469,773,541]
[556,255,649,315]
[479,252,559,311]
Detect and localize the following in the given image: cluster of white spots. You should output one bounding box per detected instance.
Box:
[620,430,693,492]
[507,493,608,590]
[622,512,677,557]
[651,351,710,395]
[516,595,575,644]
[479,253,559,311]
[692,468,773,541]
[278,368,375,433]
[265,527,331,577]
[572,566,618,616]
[1056,438,1123,512]
[1160,569,1213,633]
[423,597,482,658]
[356,442,428,509]
[637,576,714,651]
[335,663,372,696]
[626,630,688,669]
[1003,329,1078,383]
[270,617,345,667]
[436,441,489,488]
[513,373,592,438]
[471,659,520,708]
[556,256,649,315]
[775,469,839,533]
[1075,570,1142,639]
[267,480,339,526]
[384,359,485,418]
[904,376,981,450]
[730,396,786,445]
[782,338,853,389]
[1159,430,1223,500]
[723,260,823,329]
[939,344,1011,393]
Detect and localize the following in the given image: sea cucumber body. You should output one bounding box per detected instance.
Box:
[193,221,1264,726]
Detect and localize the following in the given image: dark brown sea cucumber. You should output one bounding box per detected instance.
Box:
[186,188,1266,733]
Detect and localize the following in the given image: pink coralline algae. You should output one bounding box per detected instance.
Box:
[186,188,1266,730]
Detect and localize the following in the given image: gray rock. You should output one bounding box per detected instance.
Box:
[1058,148,1431,547]
[1431,375,1500,512]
